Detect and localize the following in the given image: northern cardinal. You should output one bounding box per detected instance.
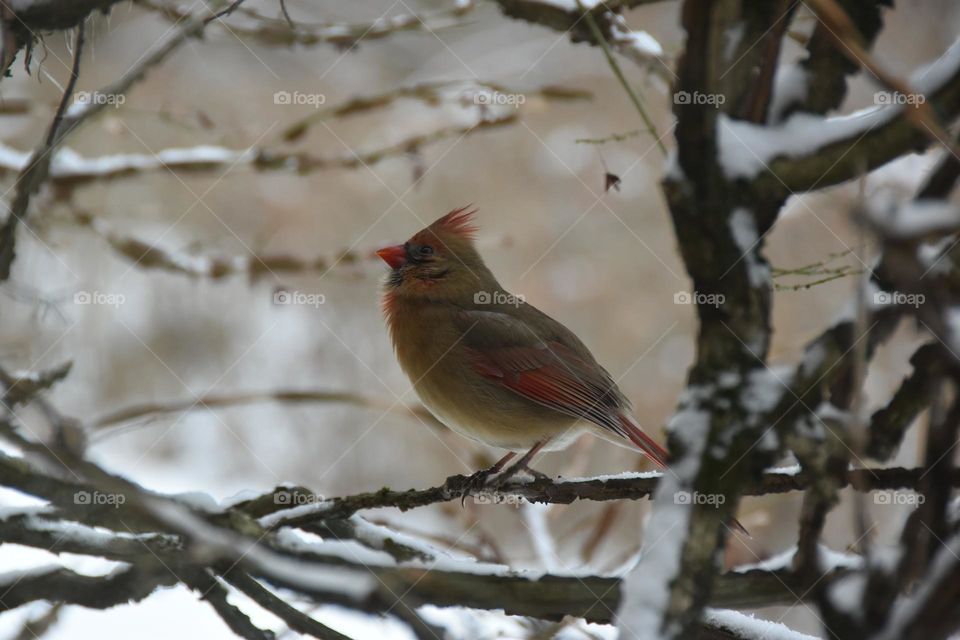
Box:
[375,207,670,485]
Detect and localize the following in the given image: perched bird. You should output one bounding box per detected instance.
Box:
[375,207,670,486]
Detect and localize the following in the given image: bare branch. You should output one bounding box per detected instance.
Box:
[0,11,206,281]
[221,571,354,640]
[248,466,960,527]
[141,0,476,49]
[0,563,177,611]
[0,21,84,280]
[90,389,437,433]
[183,567,277,640]
[742,38,960,194]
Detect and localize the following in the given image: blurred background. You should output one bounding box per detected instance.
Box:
[2,0,960,637]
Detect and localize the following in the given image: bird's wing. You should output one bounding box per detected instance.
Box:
[454,307,667,466]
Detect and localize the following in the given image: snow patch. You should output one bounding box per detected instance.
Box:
[617,406,711,639]
[705,609,819,640]
[767,464,802,476]
[816,401,852,427]
[917,236,955,275]
[557,470,663,483]
[828,572,866,615]
[732,546,798,573]
[741,367,791,414]
[729,208,770,287]
[51,146,254,178]
[664,149,684,182]
[621,30,663,57]
[273,528,394,567]
[717,36,960,180]
[867,193,960,239]
[718,108,891,180]
[258,499,332,529]
[717,371,741,389]
[768,64,809,123]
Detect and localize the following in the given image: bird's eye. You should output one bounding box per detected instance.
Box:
[419,245,434,256]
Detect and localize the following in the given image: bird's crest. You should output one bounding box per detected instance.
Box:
[428,206,478,239]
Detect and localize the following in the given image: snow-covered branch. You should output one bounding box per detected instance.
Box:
[0,114,517,190]
[491,0,672,77]
[616,2,960,638]
[722,38,960,193]
[0,457,868,633]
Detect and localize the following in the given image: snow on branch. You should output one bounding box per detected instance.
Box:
[0,114,517,189]
[864,196,960,241]
[0,447,868,634]
[0,0,127,77]
[720,37,960,191]
[70,208,378,280]
[0,81,582,196]
[491,0,672,78]
[612,1,960,638]
[1,358,947,639]
[251,465,952,527]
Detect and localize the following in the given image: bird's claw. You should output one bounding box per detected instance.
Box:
[461,462,549,506]
[520,466,550,482]
[461,467,497,506]
[489,463,548,489]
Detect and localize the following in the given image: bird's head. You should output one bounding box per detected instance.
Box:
[376,207,493,304]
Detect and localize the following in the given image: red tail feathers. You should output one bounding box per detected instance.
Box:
[617,414,669,468]
[616,412,750,537]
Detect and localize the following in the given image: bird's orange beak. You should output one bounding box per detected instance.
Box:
[376,244,407,269]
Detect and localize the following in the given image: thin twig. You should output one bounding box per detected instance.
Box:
[222,570,354,640]
[578,5,666,156]
[278,0,295,30]
[91,389,437,435]
[0,22,84,280]
[0,13,205,281]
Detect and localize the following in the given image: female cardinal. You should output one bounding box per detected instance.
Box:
[376,207,670,487]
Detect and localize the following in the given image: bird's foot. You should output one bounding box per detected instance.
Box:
[510,463,550,483]
[461,465,501,506]
[460,444,551,506]
[487,461,549,490]
[460,462,549,505]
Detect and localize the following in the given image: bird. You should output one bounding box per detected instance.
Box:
[375,206,671,488]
